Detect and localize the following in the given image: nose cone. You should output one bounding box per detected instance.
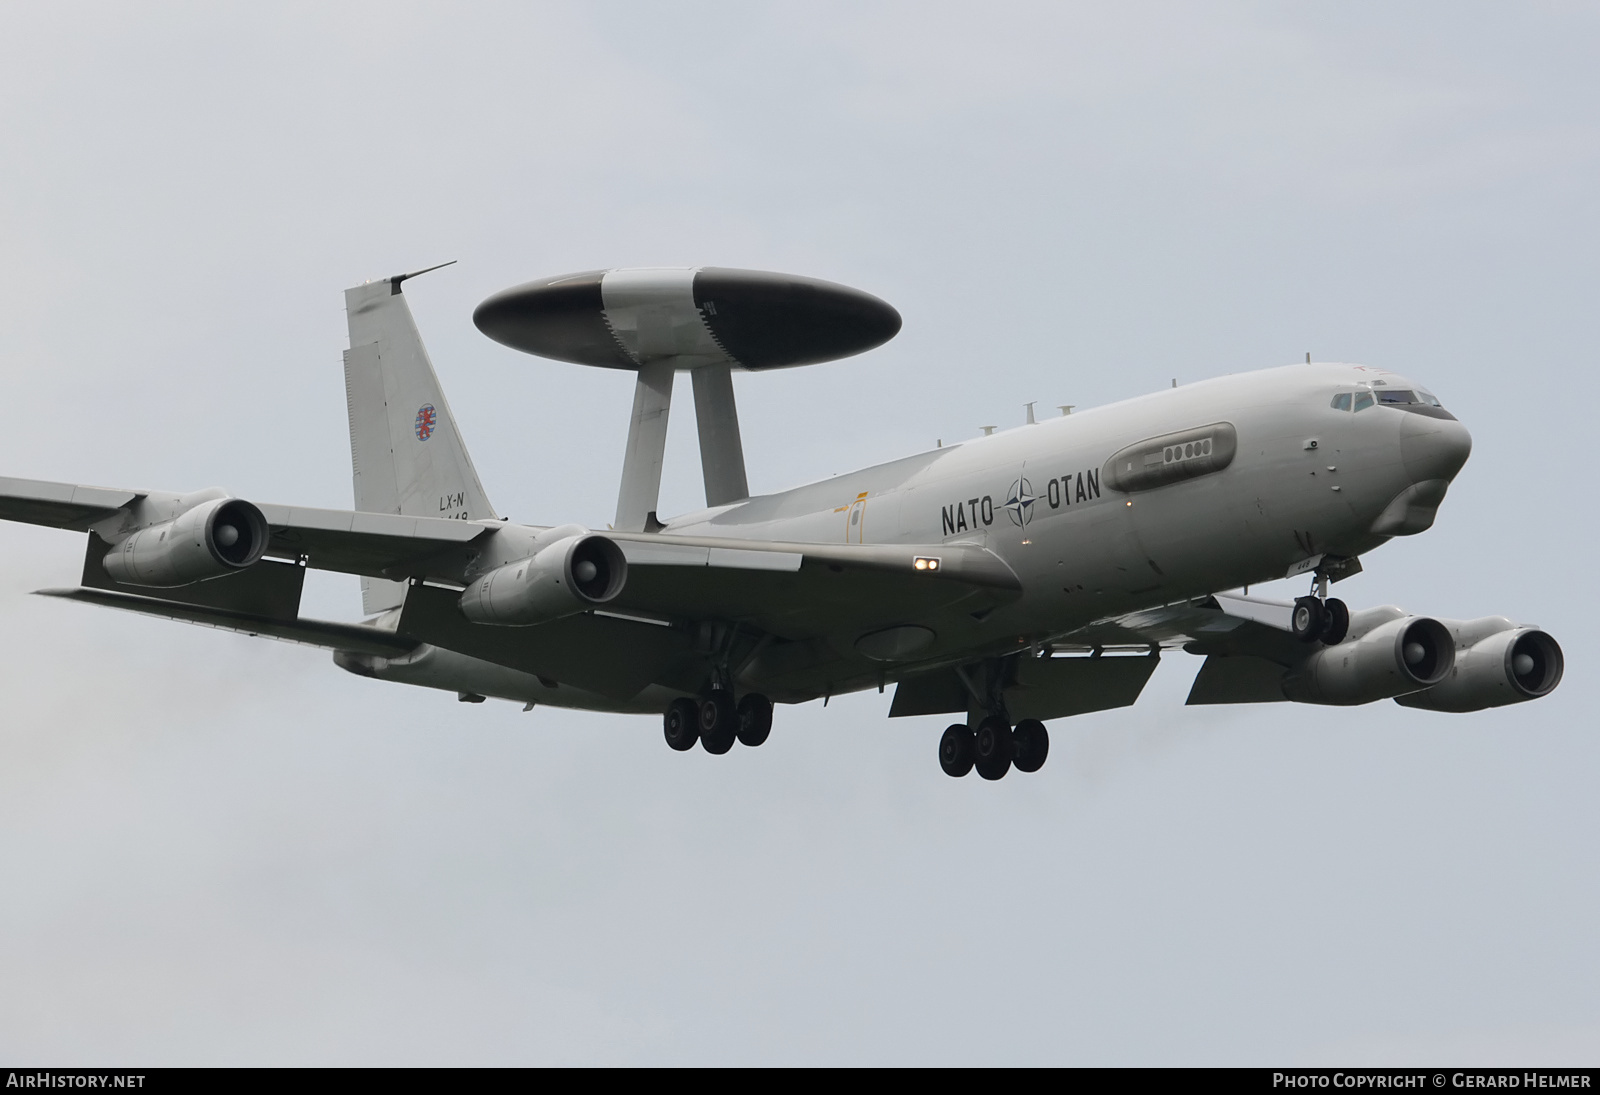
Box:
[1400,412,1472,484]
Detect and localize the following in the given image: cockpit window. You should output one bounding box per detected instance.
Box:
[1334,387,1441,412]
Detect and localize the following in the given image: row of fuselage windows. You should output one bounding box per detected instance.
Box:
[1330,388,1444,413]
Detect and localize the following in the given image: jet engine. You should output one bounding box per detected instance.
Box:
[458,533,627,626]
[1394,621,1564,712]
[102,497,270,587]
[1282,614,1454,706]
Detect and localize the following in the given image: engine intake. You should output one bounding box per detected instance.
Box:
[102,497,270,587]
[459,533,627,626]
[1283,615,1454,706]
[1395,626,1564,712]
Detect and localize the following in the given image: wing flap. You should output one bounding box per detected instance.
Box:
[396,583,692,698]
[889,653,1162,721]
[38,587,417,657]
[1185,654,1289,705]
[82,533,306,621]
[1005,654,1161,720]
[1053,592,1309,667]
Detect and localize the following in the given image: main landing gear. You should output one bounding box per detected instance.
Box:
[939,717,1050,780]
[663,692,774,755]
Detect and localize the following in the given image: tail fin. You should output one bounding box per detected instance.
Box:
[344,268,497,613]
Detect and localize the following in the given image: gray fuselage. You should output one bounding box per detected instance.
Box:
[356,362,1472,713]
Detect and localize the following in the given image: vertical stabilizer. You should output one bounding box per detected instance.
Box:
[344,270,497,613]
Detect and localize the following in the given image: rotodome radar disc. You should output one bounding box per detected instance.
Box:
[472,267,901,370]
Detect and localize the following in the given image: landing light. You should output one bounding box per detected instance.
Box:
[914,556,941,572]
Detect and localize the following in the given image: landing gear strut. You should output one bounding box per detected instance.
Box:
[937,659,1051,780]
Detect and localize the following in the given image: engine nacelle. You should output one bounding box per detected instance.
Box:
[102,497,270,587]
[1395,624,1564,712]
[458,533,627,626]
[1283,615,1454,706]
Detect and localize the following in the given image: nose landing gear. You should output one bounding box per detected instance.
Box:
[1292,570,1350,645]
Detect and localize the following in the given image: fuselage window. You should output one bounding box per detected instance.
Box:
[1353,391,1375,412]
[1331,392,1353,411]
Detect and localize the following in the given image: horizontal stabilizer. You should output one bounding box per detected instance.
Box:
[38,587,418,658]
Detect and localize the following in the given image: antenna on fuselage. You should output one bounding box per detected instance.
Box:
[1058,405,1074,416]
[1025,402,1037,425]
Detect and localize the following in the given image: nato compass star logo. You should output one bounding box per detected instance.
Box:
[415,404,437,441]
[1004,477,1035,527]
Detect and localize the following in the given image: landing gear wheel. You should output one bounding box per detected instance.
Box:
[1291,596,1326,643]
[736,693,774,747]
[1319,597,1350,646]
[939,724,975,777]
[698,692,738,754]
[663,697,700,752]
[1012,718,1050,773]
[973,716,1013,781]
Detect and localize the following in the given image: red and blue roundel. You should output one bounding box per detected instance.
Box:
[415,404,437,441]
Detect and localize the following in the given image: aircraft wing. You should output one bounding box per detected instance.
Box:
[606,532,1020,636]
[1049,592,1296,656]
[0,475,497,579]
[0,476,142,531]
[252,502,490,576]
[2,477,1014,616]
[394,534,1023,697]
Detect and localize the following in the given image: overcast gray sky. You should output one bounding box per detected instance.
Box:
[1,2,1596,1065]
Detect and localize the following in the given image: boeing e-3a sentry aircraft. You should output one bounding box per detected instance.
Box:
[0,265,1564,780]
